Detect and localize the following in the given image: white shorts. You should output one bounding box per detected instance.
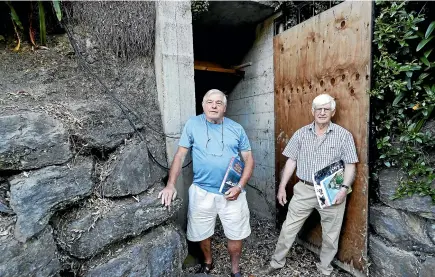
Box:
[187,184,251,241]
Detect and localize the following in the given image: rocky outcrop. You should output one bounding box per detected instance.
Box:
[369,235,420,277]
[0,178,13,215]
[0,113,71,170]
[372,139,435,276]
[54,187,181,259]
[9,158,93,242]
[0,222,61,277]
[0,1,191,276]
[101,141,152,197]
[69,102,142,151]
[82,225,186,277]
[370,205,435,253]
[420,256,435,277]
[378,169,435,219]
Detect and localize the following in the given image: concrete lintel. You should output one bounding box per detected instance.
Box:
[195,1,276,27]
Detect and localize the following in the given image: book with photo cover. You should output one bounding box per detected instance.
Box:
[312,160,351,209]
[219,157,245,194]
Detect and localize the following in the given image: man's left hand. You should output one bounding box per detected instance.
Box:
[333,188,347,205]
[224,186,242,201]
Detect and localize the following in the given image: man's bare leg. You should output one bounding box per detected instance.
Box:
[199,238,212,264]
[228,239,242,274]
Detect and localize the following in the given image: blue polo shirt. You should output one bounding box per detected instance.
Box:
[179,114,251,194]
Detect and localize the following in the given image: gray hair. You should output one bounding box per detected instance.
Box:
[312,94,336,111]
[202,89,227,106]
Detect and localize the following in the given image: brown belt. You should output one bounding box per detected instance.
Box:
[301,180,314,186]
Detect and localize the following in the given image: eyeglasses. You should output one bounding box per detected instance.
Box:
[314,107,332,113]
[205,118,224,157]
[205,100,224,107]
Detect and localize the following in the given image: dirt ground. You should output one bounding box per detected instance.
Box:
[183,215,353,277]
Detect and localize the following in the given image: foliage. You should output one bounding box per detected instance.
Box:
[371,1,435,202]
[3,1,62,50]
[5,1,23,51]
[274,1,343,31]
[53,0,62,22]
[38,1,46,46]
[191,0,209,20]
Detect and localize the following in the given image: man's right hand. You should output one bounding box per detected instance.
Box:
[158,185,177,207]
[277,188,287,206]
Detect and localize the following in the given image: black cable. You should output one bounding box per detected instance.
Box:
[61,21,191,170]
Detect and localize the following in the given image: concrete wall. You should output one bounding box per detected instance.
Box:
[226,15,277,220]
[155,1,196,228]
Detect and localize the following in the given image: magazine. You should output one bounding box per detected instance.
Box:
[312,160,350,209]
[219,157,244,194]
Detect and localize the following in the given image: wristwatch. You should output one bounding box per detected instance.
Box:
[236,183,243,191]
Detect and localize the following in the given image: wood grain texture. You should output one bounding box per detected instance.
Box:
[274,1,372,274]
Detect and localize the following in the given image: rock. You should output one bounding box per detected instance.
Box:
[70,102,143,151]
[0,179,13,215]
[0,202,13,215]
[54,186,182,259]
[370,204,435,252]
[421,119,435,138]
[427,221,435,245]
[9,158,93,241]
[82,225,186,277]
[378,169,435,219]
[184,273,226,277]
[101,140,152,197]
[420,256,435,277]
[369,235,420,277]
[0,113,71,170]
[0,224,61,277]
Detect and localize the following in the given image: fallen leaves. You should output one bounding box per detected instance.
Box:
[183,215,352,277]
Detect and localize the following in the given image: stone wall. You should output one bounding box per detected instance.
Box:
[226,14,278,220]
[369,121,435,277]
[0,2,189,276]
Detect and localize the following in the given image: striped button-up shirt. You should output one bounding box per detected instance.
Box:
[282,122,359,182]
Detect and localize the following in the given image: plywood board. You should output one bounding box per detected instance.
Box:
[273,1,372,274]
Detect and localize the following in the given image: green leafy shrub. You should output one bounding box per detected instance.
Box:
[371,0,435,202]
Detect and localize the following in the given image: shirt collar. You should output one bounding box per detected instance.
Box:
[309,121,335,134]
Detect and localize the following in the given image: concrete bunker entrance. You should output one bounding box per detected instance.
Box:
[192,23,253,115]
[192,2,275,116]
[186,0,277,263]
[189,1,370,276]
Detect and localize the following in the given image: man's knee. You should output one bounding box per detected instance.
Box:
[227,239,242,253]
[321,232,340,250]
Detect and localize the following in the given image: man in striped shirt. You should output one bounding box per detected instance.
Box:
[257,94,358,276]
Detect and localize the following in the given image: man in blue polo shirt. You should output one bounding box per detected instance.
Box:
[159,89,255,277]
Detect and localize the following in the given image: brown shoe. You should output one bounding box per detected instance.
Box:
[255,265,279,276]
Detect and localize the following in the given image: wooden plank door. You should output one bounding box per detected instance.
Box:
[274,1,372,275]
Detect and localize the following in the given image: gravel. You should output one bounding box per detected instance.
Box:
[183,215,353,277]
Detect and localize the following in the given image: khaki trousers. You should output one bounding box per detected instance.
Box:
[270,181,346,275]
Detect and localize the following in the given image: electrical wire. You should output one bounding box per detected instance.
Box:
[61,21,191,170]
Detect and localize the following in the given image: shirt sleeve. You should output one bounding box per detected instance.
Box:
[239,127,251,152]
[178,119,193,148]
[282,130,301,160]
[341,131,359,164]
